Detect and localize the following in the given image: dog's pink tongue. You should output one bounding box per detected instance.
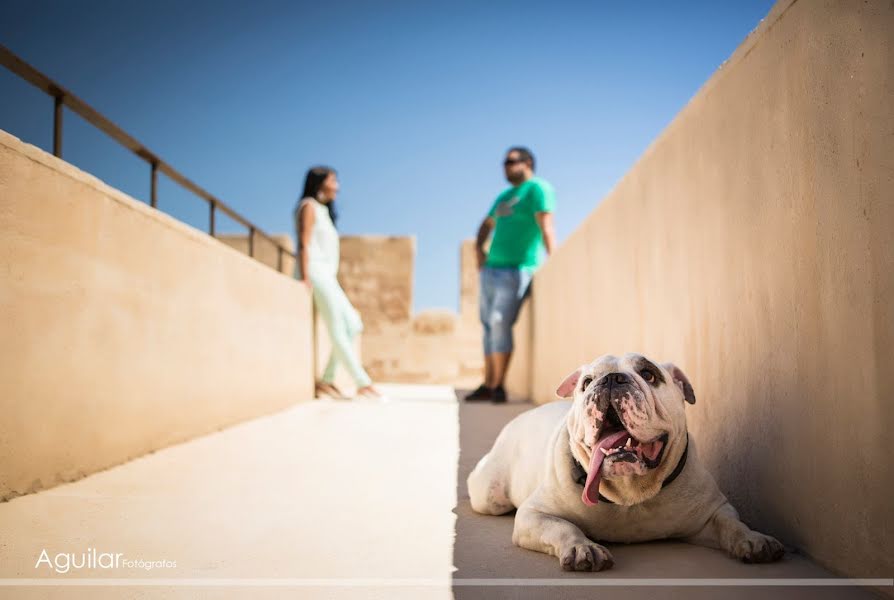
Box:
[582,430,630,506]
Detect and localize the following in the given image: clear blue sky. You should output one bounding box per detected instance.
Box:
[0,0,775,312]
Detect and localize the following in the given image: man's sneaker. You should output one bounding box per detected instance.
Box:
[491,386,507,403]
[464,384,492,401]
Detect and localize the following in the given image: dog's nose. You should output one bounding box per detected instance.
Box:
[596,372,631,387]
[609,372,631,385]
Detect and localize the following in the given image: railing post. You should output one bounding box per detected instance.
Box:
[248,227,255,258]
[53,95,63,158]
[277,246,283,272]
[150,162,158,208]
[209,201,216,236]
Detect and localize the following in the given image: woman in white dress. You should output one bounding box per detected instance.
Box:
[295,167,381,399]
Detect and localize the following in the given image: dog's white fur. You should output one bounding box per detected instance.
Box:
[467,353,784,571]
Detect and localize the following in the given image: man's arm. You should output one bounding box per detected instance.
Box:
[536,212,556,256]
[475,216,495,270]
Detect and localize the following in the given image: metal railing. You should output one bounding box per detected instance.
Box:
[0,44,296,272]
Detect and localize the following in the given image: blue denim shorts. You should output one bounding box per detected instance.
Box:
[479,266,533,355]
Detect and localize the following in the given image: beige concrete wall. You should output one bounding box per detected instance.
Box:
[215,234,360,392]
[338,236,414,331]
[218,234,456,391]
[458,240,480,325]
[503,300,532,400]
[516,0,893,580]
[335,235,485,386]
[0,129,315,501]
[337,236,416,383]
[457,241,486,386]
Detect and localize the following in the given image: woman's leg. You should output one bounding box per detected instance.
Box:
[322,350,339,384]
[321,304,360,386]
[313,280,342,385]
[313,275,372,388]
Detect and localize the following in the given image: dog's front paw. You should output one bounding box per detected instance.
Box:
[734,532,785,563]
[559,543,614,572]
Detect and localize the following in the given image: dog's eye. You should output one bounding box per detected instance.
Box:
[581,376,593,390]
[640,370,656,384]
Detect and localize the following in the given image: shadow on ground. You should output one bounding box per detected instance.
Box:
[450,389,877,600]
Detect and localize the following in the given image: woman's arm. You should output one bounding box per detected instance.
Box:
[297,202,315,286]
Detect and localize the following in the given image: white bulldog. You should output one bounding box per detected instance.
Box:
[467,353,784,571]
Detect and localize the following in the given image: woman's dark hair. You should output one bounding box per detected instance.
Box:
[301,166,338,227]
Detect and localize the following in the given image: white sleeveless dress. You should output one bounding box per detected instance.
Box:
[294,198,370,387]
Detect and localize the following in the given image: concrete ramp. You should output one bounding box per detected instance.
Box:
[0,386,885,599]
[0,385,458,599]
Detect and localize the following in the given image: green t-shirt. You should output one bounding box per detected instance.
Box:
[486,177,555,269]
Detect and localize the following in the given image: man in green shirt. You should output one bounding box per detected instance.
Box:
[466,147,556,403]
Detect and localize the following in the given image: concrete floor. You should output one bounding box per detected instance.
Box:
[0,385,883,599]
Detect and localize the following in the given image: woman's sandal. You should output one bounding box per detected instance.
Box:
[356,385,387,401]
[315,381,345,399]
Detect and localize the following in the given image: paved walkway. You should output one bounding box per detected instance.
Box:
[0,385,880,599]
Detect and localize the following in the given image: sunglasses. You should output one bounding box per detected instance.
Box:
[503,157,526,166]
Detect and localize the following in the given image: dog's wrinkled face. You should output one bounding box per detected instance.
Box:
[557,353,695,506]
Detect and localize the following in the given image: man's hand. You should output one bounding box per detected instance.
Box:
[476,217,495,271]
[476,247,487,270]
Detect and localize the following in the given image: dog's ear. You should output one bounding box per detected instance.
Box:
[555,367,583,399]
[662,363,696,405]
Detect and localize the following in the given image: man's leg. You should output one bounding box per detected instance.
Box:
[489,351,512,388]
[484,354,495,388]
[487,268,532,398]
